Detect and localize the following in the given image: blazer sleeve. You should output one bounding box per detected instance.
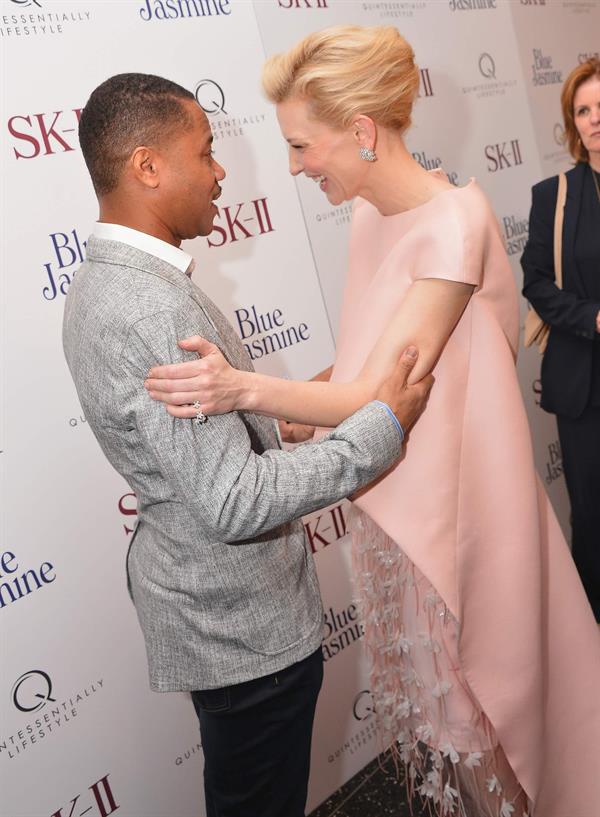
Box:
[121,308,403,544]
[521,177,599,340]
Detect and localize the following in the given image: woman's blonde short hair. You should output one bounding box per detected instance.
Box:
[561,58,600,162]
[262,25,420,133]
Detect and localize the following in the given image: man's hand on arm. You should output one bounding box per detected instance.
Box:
[375,346,434,435]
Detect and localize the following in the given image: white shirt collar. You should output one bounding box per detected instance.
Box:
[92,222,194,275]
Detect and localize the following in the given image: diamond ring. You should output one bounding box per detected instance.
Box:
[192,401,207,425]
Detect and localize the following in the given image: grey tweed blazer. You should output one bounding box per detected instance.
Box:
[63,236,403,691]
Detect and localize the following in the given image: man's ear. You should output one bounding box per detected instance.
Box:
[351,114,377,152]
[131,146,161,189]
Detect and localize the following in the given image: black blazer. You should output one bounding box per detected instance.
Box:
[521,162,600,419]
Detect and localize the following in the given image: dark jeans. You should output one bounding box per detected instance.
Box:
[191,648,324,817]
[557,404,600,621]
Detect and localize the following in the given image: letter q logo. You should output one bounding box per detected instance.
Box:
[12,670,56,713]
[352,689,374,721]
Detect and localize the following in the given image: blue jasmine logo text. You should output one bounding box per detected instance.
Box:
[139,0,231,21]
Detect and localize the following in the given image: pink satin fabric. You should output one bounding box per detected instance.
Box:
[330,179,600,814]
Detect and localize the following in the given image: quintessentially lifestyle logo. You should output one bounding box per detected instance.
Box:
[543,123,569,165]
[327,689,377,763]
[67,411,87,430]
[352,689,375,721]
[322,603,365,662]
[462,53,517,99]
[562,0,594,13]
[1,5,92,37]
[194,79,268,142]
[175,742,203,768]
[7,108,82,159]
[449,0,496,10]
[139,0,231,21]
[12,671,55,714]
[578,51,599,63]
[484,139,523,172]
[195,79,227,116]
[1,673,104,760]
[553,122,566,147]
[359,1,426,20]
[479,52,496,80]
[233,303,310,362]
[520,0,546,4]
[531,49,563,86]
[412,150,459,186]
[303,501,347,553]
[418,68,434,98]
[0,548,56,611]
[207,197,275,248]
[501,213,529,256]
[313,203,353,229]
[41,228,87,301]
[277,0,328,8]
[50,773,119,817]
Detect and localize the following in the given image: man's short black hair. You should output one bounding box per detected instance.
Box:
[79,73,196,195]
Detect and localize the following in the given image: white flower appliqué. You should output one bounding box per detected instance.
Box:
[486,775,503,795]
[432,680,452,698]
[464,751,483,769]
[440,742,460,764]
[442,782,458,815]
[500,799,515,817]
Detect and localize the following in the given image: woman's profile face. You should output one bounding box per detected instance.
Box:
[573,75,600,158]
[276,97,370,206]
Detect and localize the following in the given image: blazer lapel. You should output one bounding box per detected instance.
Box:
[563,162,586,295]
[187,282,254,374]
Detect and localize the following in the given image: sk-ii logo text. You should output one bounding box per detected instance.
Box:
[418,69,434,98]
[7,109,82,159]
[207,197,274,247]
[277,0,328,7]
[50,774,119,817]
[484,139,523,172]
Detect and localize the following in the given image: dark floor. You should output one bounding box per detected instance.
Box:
[309,752,424,817]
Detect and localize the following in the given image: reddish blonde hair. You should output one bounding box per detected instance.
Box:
[561,58,600,162]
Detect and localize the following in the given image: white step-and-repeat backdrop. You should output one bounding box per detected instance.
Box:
[2,1,598,815]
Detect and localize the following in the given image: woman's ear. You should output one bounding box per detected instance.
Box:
[352,114,377,152]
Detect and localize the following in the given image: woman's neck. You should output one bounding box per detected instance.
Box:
[356,136,454,216]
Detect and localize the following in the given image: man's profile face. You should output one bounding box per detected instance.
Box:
[158,100,226,241]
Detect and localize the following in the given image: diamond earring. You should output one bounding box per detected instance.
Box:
[359,146,377,162]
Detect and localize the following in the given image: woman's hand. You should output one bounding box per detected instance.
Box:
[144,336,249,418]
[278,419,316,444]
[596,310,600,333]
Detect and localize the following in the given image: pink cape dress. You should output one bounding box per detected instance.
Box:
[329,177,600,816]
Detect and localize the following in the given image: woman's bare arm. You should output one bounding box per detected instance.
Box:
[145,279,473,426]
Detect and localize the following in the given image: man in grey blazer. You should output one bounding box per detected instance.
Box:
[63,74,432,817]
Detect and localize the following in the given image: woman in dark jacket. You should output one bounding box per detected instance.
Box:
[521,58,600,621]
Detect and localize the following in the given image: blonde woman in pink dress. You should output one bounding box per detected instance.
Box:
[145,26,600,817]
